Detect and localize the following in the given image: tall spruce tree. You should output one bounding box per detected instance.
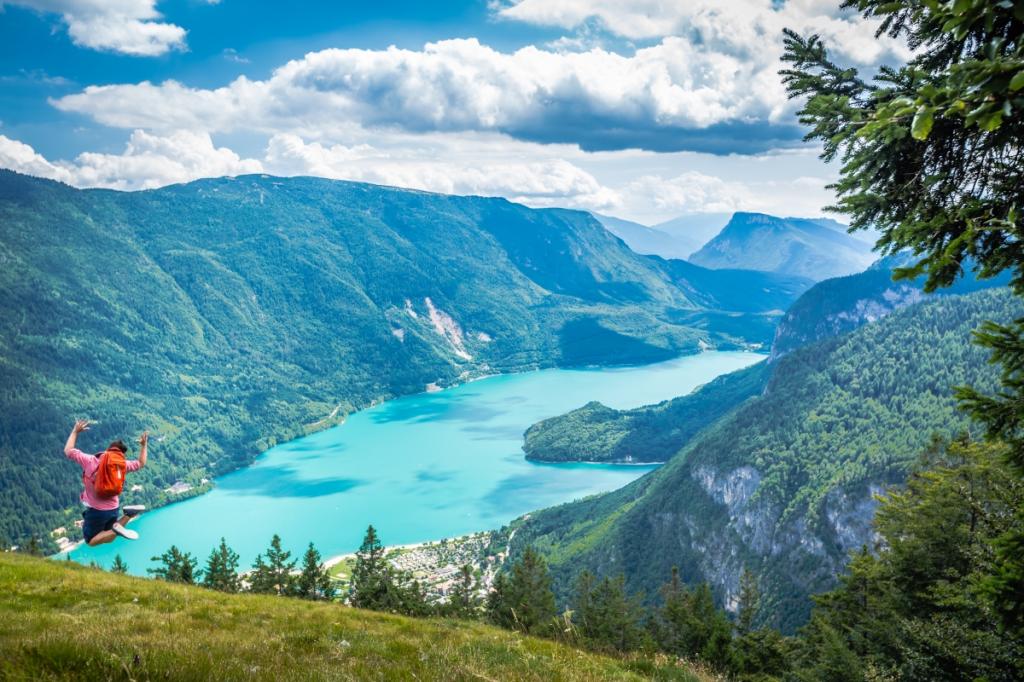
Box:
[296,543,335,601]
[572,572,648,653]
[651,568,733,669]
[348,525,428,615]
[110,554,128,575]
[445,564,481,619]
[349,524,388,608]
[735,568,760,637]
[248,534,296,596]
[486,546,556,636]
[202,538,242,593]
[780,0,1024,633]
[148,545,199,584]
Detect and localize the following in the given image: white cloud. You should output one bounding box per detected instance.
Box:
[0,130,262,189]
[5,0,186,55]
[0,126,842,220]
[496,0,909,66]
[0,134,74,183]
[51,28,876,154]
[263,133,620,211]
[617,167,836,220]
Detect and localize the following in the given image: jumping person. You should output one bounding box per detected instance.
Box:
[64,419,148,546]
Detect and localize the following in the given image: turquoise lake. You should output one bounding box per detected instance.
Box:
[67,351,764,573]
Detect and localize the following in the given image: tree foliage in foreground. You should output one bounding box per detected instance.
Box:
[794,438,1024,681]
[781,0,1024,636]
[486,546,557,636]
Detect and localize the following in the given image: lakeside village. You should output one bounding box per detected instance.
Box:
[47,520,513,606]
[325,530,511,604]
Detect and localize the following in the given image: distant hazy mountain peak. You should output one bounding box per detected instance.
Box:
[689,211,876,281]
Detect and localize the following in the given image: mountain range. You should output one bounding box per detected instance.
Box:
[591,212,733,261]
[689,212,876,280]
[0,170,804,547]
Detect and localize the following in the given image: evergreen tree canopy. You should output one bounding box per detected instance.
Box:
[571,572,648,653]
[782,0,1024,634]
[735,568,760,637]
[248,535,296,596]
[296,543,335,601]
[487,547,557,636]
[202,538,242,593]
[650,568,733,669]
[444,564,481,619]
[348,525,429,615]
[109,555,128,575]
[795,438,1024,681]
[148,546,199,584]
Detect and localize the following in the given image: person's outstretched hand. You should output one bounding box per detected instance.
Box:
[73,419,91,434]
[138,430,149,447]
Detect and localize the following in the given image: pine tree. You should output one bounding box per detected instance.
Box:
[25,537,41,556]
[296,542,335,601]
[148,545,199,584]
[349,525,387,608]
[735,568,759,636]
[248,534,296,596]
[446,564,481,619]
[202,538,242,593]
[652,568,733,669]
[110,554,129,574]
[794,439,1024,680]
[486,546,556,636]
[573,572,647,652]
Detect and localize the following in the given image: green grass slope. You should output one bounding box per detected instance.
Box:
[510,288,1022,633]
[0,553,709,681]
[0,170,801,548]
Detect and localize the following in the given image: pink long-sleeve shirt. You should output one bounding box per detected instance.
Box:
[66,448,142,510]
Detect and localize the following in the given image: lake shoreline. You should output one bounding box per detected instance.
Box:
[63,350,765,573]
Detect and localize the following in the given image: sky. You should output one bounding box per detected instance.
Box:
[0,0,909,224]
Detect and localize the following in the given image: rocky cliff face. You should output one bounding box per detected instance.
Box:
[690,463,884,615]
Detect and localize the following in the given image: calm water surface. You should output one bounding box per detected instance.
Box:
[67,351,764,573]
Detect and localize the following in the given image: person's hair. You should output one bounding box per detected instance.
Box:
[107,439,129,453]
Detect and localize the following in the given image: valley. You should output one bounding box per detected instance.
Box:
[61,350,762,574]
[0,170,796,549]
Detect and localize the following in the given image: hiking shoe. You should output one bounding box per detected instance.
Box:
[112,523,139,540]
[122,505,146,517]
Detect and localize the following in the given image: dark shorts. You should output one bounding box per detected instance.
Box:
[81,506,120,542]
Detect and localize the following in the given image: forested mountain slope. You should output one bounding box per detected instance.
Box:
[689,212,874,280]
[524,259,1006,465]
[509,288,1021,632]
[771,255,1009,359]
[0,170,800,547]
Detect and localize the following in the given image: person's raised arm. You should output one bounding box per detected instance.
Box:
[137,431,149,469]
[64,419,90,455]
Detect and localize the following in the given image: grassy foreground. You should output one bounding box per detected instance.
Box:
[0,554,711,681]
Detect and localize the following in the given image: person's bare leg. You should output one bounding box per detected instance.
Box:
[87,531,116,546]
[118,514,133,526]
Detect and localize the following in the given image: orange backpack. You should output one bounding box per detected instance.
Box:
[93,448,127,498]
